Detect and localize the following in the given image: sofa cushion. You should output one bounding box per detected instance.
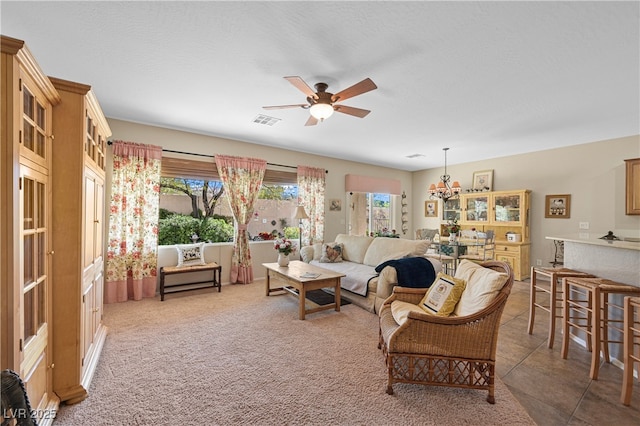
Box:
[335,234,374,263]
[454,260,509,316]
[390,300,425,325]
[176,243,206,267]
[363,238,430,266]
[320,242,344,263]
[309,259,376,296]
[419,272,466,316]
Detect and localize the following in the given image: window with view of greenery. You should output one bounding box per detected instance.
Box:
[158,160,300,245]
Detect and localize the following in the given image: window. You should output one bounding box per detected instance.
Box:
[348,192,396,237]
[158,157,299,245]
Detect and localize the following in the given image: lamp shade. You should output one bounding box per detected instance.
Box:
[293,206,309,220]
[309,103,334,120]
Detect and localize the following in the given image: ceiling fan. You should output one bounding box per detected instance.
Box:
[263,76,377,126]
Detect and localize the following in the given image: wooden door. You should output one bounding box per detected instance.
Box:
[18,71,58,423]
[19,165,54,416]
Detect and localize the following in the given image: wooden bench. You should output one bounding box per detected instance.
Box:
[159,262,222,301]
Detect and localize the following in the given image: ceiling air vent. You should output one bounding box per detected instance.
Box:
[405,153,425,159]
[253,115,281,126]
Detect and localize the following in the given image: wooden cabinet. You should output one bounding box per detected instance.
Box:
[441,198,461,222]
[50,77,110,404]
[440,189,531,280]
[625,158,640,215]
[1,35,61,425]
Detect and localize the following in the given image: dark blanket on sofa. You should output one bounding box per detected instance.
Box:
[374,257,437,288]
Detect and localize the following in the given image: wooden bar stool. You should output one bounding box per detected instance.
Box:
[622,296,640,406]
[528,267,595,348]
[561,277,640,380]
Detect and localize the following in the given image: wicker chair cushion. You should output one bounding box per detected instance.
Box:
[419,272,466,316]
[390,300,425,325]
[454,261,509,316]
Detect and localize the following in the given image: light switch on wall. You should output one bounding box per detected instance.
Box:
[579,222,589,230]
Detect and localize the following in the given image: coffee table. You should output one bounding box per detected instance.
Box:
[263,260,346,320]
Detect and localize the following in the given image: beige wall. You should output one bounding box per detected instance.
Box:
[107,118,639,281]
[413,135,640,267]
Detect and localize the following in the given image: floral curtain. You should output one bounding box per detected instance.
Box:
[215,154,266,283]
[105,141,162,303]
[297,166,326,245]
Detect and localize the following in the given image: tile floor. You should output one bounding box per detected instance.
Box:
[499,278,640,425]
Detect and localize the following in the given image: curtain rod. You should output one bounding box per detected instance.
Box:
[107,141,327,173]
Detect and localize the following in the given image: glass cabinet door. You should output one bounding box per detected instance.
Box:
[463,194,489,223]
[441,198,461,222]
[493,193,523,224]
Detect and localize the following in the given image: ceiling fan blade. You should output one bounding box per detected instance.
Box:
[284,76,317,99]
[305,115,319,126]
[331,78,377,103]
[262,104,308,110]
[334,105,371,118]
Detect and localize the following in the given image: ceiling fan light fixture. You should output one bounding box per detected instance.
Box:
[309,102,334,120]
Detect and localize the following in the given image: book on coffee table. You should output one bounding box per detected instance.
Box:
[300,272,321,279]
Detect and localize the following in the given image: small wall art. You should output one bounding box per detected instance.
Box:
[425,200,438,217]
[472,169,493,191]
[329,199,342,211]
[545,194,571,218]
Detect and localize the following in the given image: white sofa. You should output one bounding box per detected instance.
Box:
[300,234,441,313]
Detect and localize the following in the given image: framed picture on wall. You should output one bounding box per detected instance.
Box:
[425,200,438,217]
[329,199,342,211]
[545,194,571,218]
[472,169,493,191]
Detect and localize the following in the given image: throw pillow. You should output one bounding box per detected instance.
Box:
[419,272,466,317]
[390,300,426,325]
[176,243,206,267]
[454,261,509,316]
[320,242,344,263]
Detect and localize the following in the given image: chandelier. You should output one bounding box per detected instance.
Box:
[428,147,461,203]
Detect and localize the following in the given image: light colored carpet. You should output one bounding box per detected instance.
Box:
[54,282,535,425]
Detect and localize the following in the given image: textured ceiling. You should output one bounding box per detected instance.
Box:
[2,1,638,171]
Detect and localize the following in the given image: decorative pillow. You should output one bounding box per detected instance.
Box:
[390,300,426,325]
[454,260,509,316]
[320,242,344,263]
[419,272,466,316]
[176,243,206,267]
[334,234,374,263]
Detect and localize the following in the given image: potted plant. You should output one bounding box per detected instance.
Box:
[274,237,296,267]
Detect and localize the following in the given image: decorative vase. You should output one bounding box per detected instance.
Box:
[448,232,458,242]
[277,253,290,267]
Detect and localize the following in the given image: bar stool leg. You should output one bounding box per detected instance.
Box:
[621,296,637,406]
[601,291,611,364]
[527,266,536,335]
[548,271,559,349]
[561,278,571,359]
[590,286,601,380]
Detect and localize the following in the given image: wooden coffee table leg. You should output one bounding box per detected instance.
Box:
[299,285,306,320]
[265,270,271,296]
[335,278,341,313]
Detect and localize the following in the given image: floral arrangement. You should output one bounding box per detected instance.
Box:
[447,218,460,234]
[274,237,296,256]
[258,232,276,240]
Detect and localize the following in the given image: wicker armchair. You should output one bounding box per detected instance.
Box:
[378,261,514,404]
